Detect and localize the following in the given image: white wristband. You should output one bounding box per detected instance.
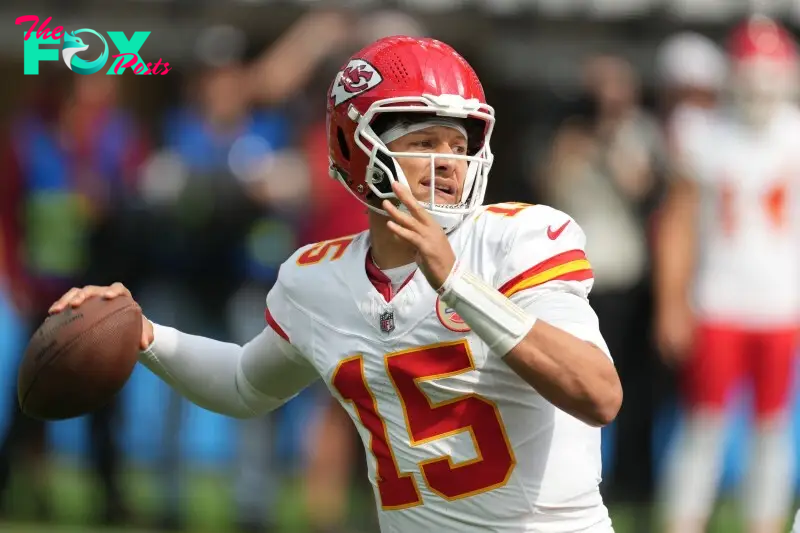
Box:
[438,262,537,357]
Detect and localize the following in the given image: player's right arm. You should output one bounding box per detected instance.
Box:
[48,282,319,419]
[139,321,317,418]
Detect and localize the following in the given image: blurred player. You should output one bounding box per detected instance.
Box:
[50,36,622,532]
[656,16,800,533]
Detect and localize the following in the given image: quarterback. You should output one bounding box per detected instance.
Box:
[50,37,622,532]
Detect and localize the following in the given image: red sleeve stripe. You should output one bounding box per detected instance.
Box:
[265,308,290,343]
[499,249,593,298]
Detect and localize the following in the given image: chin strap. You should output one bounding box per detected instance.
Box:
[394,201,465,233]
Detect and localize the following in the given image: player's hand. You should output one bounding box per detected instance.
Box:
[383,181,456,291]
[656,302,695,367]
[48,282,154,350]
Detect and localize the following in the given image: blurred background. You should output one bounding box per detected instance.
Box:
[1,1,800,532]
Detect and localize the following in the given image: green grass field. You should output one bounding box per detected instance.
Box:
[0,458,794,533]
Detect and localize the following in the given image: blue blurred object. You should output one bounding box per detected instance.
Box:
[0,288,25,436]
[163,109,289,173]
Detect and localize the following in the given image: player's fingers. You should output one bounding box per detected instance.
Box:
[382,199,422,231]
[104,282,131,299]
[387,220,422,246]
[51,288,80,312]
[69,285,102,307]
[49,287,82,314]
[382,198,412,223]
[140,318,154,351]
[391,181,426,218]
[78,285,112,305]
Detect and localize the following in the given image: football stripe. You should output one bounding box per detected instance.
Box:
[265,308,290,343]
[499,249,593,297]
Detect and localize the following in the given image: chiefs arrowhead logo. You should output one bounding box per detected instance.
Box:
[436,295,471,333]
[330,59,383,106]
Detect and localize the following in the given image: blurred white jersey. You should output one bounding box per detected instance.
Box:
[266,203,613,533]
[673,103,800,327]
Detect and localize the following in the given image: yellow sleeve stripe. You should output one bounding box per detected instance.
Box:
[499,250,593,298]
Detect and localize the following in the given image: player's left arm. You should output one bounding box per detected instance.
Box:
[500,288,621,428]
[442,223,621,428]
[384,183,622,427]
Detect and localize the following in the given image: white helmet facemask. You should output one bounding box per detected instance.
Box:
[342,94,494,233]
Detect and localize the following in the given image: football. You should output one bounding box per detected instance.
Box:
[17,295,142,421]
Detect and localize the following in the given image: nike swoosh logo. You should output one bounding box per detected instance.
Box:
[547,220,570,240]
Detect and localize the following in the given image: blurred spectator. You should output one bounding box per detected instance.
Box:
[0,72,147,525]
[542,54,666,531]
[137,26,295,532]
[656,17,800,533]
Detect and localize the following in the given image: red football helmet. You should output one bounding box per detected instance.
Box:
[727,15,799,125]
[327,36,495,232]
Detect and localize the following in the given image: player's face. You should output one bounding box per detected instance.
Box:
[386,126,468,205]
[732,59,797,126]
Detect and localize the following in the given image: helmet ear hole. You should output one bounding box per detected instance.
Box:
[337,127,350,161]
[371,150,395,195]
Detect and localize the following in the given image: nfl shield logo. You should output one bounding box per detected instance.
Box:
[379,310,395,333]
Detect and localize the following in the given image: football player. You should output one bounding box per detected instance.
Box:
[656,16,800,533]
[50,36,622,532]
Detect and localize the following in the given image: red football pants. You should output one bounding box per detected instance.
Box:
[683,324,798,418]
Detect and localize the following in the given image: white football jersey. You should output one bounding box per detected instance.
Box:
[673,103,800,327]
[266,203,613,533]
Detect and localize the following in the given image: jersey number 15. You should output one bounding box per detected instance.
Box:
[332,340,517,510]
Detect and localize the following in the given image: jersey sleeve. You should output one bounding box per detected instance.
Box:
[493,206,594,301]
[512,290,611,360]
[492,206,610,359]
[264,260,315,358]
[139,322,317,417]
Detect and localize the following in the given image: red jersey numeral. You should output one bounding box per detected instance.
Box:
[332,340,516,510]
[718,181,789,235]
[484,202,532,218]
[332,355,422,510]
[296,236,355,266]
[764,181,788,229]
